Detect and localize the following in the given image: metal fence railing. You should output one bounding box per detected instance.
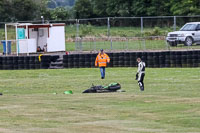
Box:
[0,15,200,54]
[73,36,200,52]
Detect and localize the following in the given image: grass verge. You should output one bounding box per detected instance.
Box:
[0,68,200,133]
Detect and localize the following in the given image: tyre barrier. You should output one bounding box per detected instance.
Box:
[63,51,200,68]
[62,51,200,68]
[0,55,50,70]
[0,50,199,70]
[40,55,51,69]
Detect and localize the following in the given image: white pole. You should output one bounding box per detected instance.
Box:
[173,16,176,31]
[5,24,7,56]
[15,25,18,56]
[107,17,110,37]
[26,25,29,56]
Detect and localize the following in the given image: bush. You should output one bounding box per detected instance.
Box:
[80,24,94,37]
[144,27,166,36]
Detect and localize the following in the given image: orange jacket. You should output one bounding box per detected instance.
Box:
[95,53,110,67]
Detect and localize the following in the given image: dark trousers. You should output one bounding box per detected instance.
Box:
[138,73,145,91]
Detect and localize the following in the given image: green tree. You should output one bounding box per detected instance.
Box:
[130,0,151,16]
[36,0,51,20]
[147,0,171,16]
[1,0,200,22]
[12,0,39,21]
[170,0,200,15]
[92,0,108,17]
[29,0,71,21]
[105,0,132,17]
[49,7,70,20]
[74,0,94,18]
[0,0,13,22]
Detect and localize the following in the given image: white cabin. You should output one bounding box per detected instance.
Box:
[5,23,66,55]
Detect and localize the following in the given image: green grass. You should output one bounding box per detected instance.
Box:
[70,40,168,51]
[0,68,200,133]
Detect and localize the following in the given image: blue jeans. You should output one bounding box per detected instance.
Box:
[100,67,105,79]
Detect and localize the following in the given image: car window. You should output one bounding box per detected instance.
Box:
[180,24,197,31]
[196,24,200,30]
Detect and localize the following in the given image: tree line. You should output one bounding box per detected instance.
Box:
[0,0,200,22]
[0,0,70,22]
[74,0,200,18]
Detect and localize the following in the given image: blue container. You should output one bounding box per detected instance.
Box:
[1,40,11,55]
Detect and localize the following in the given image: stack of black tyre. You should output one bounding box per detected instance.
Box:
[130,52,137,67]
[107,53,113,67]
[40,55,51,69]
[62,51,200,69]
[91,54,96,67]
[191,51,199,67]
[2,56,14,70]
[63,54,97,68]
[0,56,41,70]
[0,50,199,70]
[0,57,2,69]
[112,53,119,67]
[164,51,170,67]
[63,55,68,68]
[146,52,154,67]
[159,52,166,68]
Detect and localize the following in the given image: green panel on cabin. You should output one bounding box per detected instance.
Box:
[17,28,25,39]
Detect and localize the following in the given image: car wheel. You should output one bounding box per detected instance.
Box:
[184,37,193,46]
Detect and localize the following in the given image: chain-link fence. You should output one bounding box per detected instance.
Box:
[73,15,200,51]
[0,15,200,55]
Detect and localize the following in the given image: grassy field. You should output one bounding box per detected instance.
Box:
[0,68,200,133]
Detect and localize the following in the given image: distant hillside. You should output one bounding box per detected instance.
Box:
[48,0,76,8]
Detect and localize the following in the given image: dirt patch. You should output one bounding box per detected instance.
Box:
[70,36,166,42]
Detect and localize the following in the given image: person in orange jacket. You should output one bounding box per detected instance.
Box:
[95,49,110,79]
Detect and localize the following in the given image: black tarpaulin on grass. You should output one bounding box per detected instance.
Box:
[82,83,121,93]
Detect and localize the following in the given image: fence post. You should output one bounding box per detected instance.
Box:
[143,38,146,51]
[5,24,7,55]
[94,37,96,50]
[142,37,145,51]
[107,17,110,37]
[41,16,44,24]
[141,17,144,50]
[126,38,128,50]
[110,38,112,50]
[165,40,170,51]
[80,38,82,51]
[141,17,143,34]
[173,16,176,31]
[76,19,79,51]
[15,24,19,56]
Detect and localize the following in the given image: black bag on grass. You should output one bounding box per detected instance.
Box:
[82,83,121,93]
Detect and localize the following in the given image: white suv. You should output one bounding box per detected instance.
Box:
[166,22,200,46]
